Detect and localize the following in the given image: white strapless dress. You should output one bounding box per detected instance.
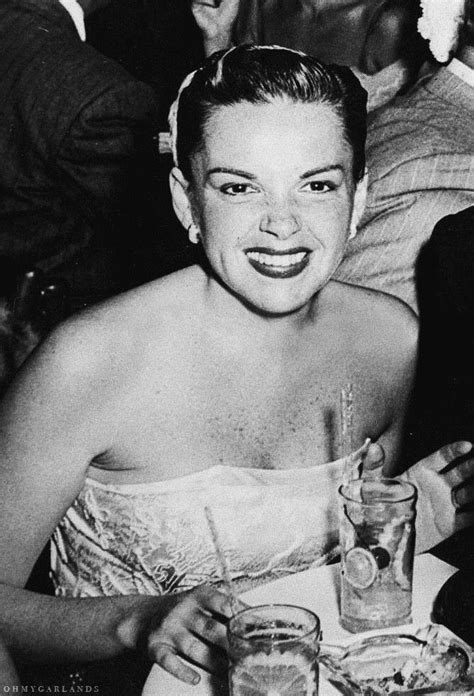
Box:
[50,450,366,598]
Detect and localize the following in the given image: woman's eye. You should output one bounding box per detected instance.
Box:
[221,183,257,196]
[302,181,334,193]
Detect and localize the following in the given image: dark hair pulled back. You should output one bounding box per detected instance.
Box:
[170,45,367,183]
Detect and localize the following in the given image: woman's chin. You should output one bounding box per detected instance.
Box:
[209,266,329,318]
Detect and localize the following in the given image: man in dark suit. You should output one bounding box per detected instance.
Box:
[414,207,474,583]
[415,207,474,454]
[0,0,161,315]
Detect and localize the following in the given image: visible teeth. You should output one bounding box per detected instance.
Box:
[246,251,306,267]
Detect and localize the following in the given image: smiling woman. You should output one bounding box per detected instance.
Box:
[169,46,367,316]
[173,100,357,315]
[0,45,472,690]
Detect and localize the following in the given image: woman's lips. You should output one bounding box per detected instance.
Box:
[245,248,310,278]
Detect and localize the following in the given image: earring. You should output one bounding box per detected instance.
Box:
[187,222,200,244]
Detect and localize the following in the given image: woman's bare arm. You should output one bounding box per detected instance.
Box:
[372,294,419,475]
[0,634,20,690]
[0,316,231,683]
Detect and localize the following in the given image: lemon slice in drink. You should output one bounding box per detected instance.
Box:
[230,652,317,696]
[345,547,378,589]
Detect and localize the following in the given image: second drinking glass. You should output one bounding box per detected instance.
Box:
[338,478,417,633]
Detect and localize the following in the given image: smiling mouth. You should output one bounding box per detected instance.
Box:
[245,248,310,278]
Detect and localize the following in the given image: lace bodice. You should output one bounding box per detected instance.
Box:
[51,454,361,598]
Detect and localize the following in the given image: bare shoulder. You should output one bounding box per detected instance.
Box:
[0,267,204,500]
[321,282,418,451]
[326,281,418,360]
[16,266,203,399]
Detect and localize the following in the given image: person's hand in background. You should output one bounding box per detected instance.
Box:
[402,441,474,554]
[192,0,239,56]
[364,440,474,554]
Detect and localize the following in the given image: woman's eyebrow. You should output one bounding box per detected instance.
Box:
[207,165,343,180]
[207,167,257,179]
[300,165,343,179]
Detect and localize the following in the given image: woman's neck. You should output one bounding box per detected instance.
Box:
[200,269,322,344]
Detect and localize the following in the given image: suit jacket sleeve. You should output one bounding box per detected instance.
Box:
[334,71,474,313]
[335,153,474,312]
[411,207,474,456]
[56,79,159,228]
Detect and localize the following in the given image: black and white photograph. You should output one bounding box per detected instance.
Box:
[0,1,473,694]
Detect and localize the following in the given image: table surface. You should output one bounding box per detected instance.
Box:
[142,554,457,696]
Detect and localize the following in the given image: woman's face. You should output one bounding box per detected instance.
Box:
[175,99,363,316]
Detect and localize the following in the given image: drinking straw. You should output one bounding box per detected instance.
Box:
[340,382,355,482]
[340,382,353,457]
[311,544,341,568]
[204,506,240,614]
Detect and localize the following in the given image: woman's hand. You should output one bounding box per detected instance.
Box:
[191,0,239,56]
[142,585,238,685]
[401,441,474,553]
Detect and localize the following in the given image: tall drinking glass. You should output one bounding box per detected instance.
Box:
[228,604,320,696]
[339,478,417,633]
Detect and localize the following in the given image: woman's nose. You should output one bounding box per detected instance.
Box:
[259,202,301,239]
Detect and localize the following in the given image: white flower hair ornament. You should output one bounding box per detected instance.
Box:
[418,0,467,63]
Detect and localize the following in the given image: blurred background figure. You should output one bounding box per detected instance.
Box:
[87,0,427,128]
[414,207,474,457]
[0,0,184,392]
[0,263,41,398]
[412,207,474,578]
[334,0,474,312]
[233,0,420,65]
[0,0,163,320]
[232,0,427,110]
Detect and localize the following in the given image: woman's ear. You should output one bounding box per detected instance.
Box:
[169,167,195,231]
[348,171,368,240]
